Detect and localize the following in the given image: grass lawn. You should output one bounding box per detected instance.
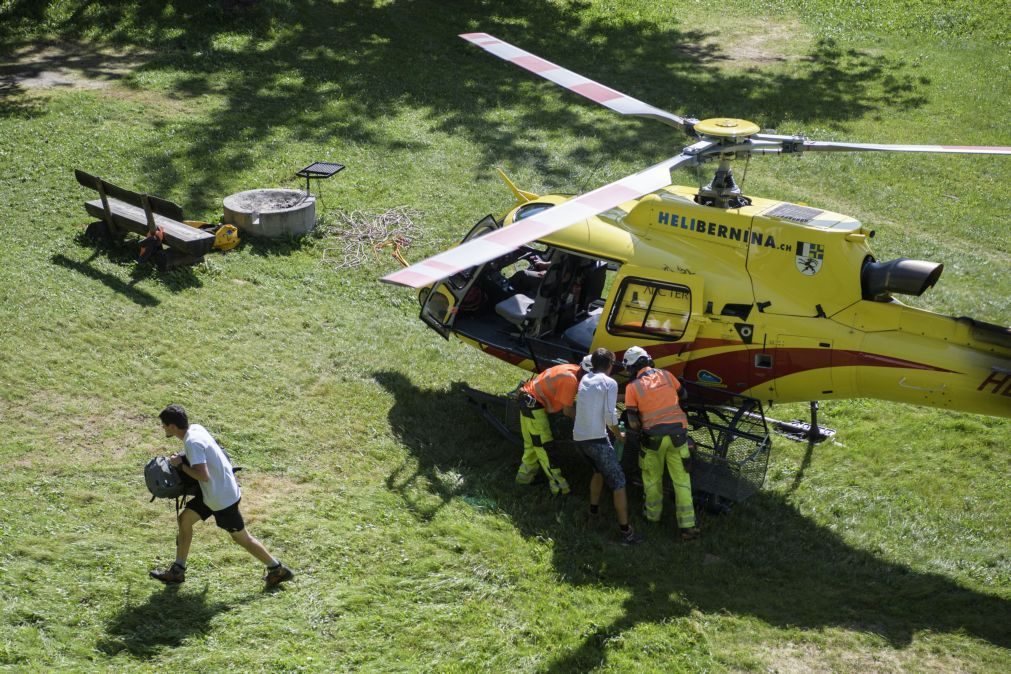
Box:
[0,1,1008,671]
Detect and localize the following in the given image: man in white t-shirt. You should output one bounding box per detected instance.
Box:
[149,404,294,587]
[573,348,642,545]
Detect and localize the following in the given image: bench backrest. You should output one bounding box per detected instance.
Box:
[75,169,184,221]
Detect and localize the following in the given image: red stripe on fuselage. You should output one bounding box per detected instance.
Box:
[479,343,528,366]
[678,347,956,392]
[463,335,955,388]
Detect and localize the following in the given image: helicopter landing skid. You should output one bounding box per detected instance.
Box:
[767,417,836,443]
[462,384,524,447]
[463,382,773,503]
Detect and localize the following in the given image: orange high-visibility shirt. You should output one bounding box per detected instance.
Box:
[521,364,581,413]
[625,367,687,430]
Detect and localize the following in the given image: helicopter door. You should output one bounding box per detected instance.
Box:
[419,215,500,339]
[772,335,835,400]
[592,264,704,367]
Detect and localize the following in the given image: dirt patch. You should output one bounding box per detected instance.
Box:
[5,390,153,467]
[708,20,809,68]
[1,42,152,91]
[752,641,969,673]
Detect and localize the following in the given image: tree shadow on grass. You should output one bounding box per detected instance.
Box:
[98,584,260,658]
[374,370,1011,668]
[4,1,933,212]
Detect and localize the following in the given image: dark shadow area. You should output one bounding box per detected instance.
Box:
[2,1,932,210]
[52,252,160,307]
[240,235,313,259]
[787,438,817,494]
[375,374,485,522]
[53,230,205,303]
[374,370,1011,669]
[0,41,150,119]
[127,256,204,292]
[0,42,148,88]
[98,584,259,658]
[0,78,44,119]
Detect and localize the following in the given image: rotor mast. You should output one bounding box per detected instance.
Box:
[692,118,761,209]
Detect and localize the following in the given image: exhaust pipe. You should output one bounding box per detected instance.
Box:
[861,257,944,300]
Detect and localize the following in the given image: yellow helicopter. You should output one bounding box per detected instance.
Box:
[382,32,1011,420]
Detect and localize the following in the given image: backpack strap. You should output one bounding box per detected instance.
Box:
[175,494,189,520]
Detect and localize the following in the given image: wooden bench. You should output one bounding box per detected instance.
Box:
[75,169,215,257]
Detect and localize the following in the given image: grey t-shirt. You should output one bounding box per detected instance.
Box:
[183,424,240,511]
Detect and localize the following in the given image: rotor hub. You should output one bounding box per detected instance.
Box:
[694,118,760,140]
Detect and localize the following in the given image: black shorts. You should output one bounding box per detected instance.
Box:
[185,495,245,533]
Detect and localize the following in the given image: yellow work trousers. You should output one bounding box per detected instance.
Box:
[639,435,695,528]
[516,408,570,495]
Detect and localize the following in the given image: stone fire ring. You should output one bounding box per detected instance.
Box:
[223,188,316,238]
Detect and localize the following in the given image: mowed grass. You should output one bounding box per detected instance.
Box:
[0,1,1008,671]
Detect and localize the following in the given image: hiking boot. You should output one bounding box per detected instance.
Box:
[264,564,294,587]
[619,527,644,546]
[149,563,186,584]
[680,527,701,542]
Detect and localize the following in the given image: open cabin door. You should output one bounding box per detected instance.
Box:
[591,264,705,373]
[419,215,500,338]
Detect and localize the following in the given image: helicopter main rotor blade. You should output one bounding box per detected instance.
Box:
[382,151,703,289]
[753,134,1011,155]
[460,32,694,133]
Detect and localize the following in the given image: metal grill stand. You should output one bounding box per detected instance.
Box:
[296,161,345,198]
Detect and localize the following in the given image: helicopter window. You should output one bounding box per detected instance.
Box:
[607,277,692,341]
[514,202,555,222]
[421,287,452,325]
[448,215,501,291]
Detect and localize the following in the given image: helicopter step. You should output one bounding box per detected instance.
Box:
[463,381,773,503]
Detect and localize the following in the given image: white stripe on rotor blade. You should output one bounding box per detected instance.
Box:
[546,68,588,88]
[608,97,660,116]
[485,43,527,62]
[461,32,684,126]
[805,141,1011,154]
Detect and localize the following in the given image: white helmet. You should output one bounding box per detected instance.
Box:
[622,346,650,368]
[581,354,594,372]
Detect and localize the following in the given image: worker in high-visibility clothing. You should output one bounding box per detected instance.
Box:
[515,360,587,495]
[623,346,700,540]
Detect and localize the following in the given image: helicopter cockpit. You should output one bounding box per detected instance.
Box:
[462,243,613,362]
[419,211,618,368]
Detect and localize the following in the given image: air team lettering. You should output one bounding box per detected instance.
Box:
[657,211,792,252]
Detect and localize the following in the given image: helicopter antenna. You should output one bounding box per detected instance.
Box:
[578,154,608,195]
